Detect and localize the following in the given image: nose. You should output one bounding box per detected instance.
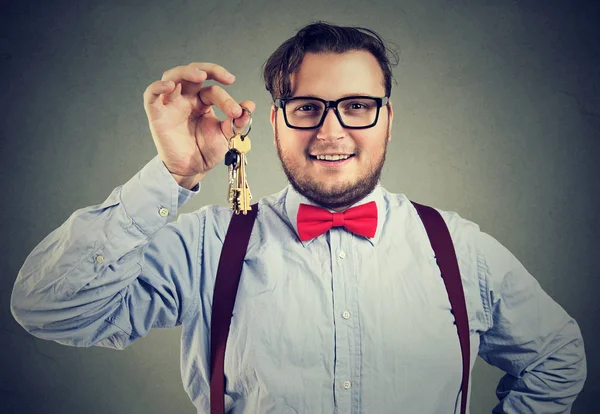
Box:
[316,107,345,141]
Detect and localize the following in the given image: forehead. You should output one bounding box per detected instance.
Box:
[290,51,385,98]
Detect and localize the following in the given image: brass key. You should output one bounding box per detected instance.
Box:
[231,132,252,214]
[226,108,253,214]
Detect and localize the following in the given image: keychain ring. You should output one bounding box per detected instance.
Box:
[231,107,253,138]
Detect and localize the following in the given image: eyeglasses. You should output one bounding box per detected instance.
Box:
[273,95,389,129]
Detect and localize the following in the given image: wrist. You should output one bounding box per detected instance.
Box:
[171,172,203,190]
[158,158,204,190]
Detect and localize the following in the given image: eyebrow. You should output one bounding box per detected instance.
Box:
[294,93,377,99]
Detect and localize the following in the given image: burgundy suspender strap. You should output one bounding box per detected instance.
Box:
[209,206,259,414]
[411,201,470,414]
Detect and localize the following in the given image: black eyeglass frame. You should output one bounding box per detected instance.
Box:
[273,95,389,130]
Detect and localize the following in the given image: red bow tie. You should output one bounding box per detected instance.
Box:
[297,201,378,241]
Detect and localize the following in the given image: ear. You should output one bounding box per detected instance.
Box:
[386,99,394,143]
[270,105,277,146]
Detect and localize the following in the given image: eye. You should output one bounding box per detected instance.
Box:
[343,101,372,111]
[297,104,318,112]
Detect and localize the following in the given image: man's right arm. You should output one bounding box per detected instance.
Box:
[10,156,202,349]
[11,61,254,349]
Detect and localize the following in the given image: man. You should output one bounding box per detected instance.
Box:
[11,22,586,413]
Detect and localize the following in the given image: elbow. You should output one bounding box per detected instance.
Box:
[10,265,64,334]
[10,288,24,329]
[10,273,40,333]
[11,269,30,329]
[10,266,131,350]
[542,318,588,398]
[570,320,587,390]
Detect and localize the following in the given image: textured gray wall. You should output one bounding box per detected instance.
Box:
[1,1,598,413]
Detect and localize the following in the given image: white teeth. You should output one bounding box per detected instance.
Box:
[316,154,351,161]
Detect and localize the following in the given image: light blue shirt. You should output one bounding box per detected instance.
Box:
[11,155,586,413]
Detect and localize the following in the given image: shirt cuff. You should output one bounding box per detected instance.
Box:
[120,155,200,236]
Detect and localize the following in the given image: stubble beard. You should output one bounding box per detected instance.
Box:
[274,114,389,211]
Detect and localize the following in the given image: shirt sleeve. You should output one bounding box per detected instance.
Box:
[10,155,203,350]
[476,231,587,413]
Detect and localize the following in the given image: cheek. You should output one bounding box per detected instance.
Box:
[357,137,387,162]
[282,134,311,156]
[354,134,377,153]
[277,137,309,168]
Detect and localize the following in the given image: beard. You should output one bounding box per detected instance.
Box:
[274,114,389,211]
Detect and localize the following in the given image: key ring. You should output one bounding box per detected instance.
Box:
[231,107,252,139]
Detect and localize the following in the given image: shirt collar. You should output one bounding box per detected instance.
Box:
[284,183,385,247]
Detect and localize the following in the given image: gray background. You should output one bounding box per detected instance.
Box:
[1,0,598,413]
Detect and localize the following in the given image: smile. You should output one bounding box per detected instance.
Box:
[312,154,354,161]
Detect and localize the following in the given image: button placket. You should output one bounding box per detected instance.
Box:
[330,230,352,412]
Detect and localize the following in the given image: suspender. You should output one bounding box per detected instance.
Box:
[209,206,259,414]
[209,201,470,414]
[412,202,470,414]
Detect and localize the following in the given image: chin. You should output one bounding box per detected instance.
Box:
[318,180,356,196]
[293,177,377,210]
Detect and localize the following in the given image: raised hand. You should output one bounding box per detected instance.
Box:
[143,62,255,189]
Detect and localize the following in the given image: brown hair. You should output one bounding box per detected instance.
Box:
[262,21,399,102]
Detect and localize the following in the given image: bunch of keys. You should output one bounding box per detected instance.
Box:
[224,107,253,215]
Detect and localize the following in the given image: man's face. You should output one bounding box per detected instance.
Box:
[270,50,394,211]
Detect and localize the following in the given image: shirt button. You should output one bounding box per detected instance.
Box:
[343,381,351,389]
[95,255,104,264]
[338,251,346,259]
[342,310,351,319]
[158,207,169,217]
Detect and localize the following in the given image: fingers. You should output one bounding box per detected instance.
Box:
[144,63,255,137]
[161,63,235,96]
[199,84,245,119]
[162,81,183,104]
[143,80,175,107]
[161,62,234,84]
[223,100,257,138]
[233,100,256,129]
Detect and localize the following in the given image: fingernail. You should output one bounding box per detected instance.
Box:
[227,72,235,81]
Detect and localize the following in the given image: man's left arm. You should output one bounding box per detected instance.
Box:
[476,231,586,413]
